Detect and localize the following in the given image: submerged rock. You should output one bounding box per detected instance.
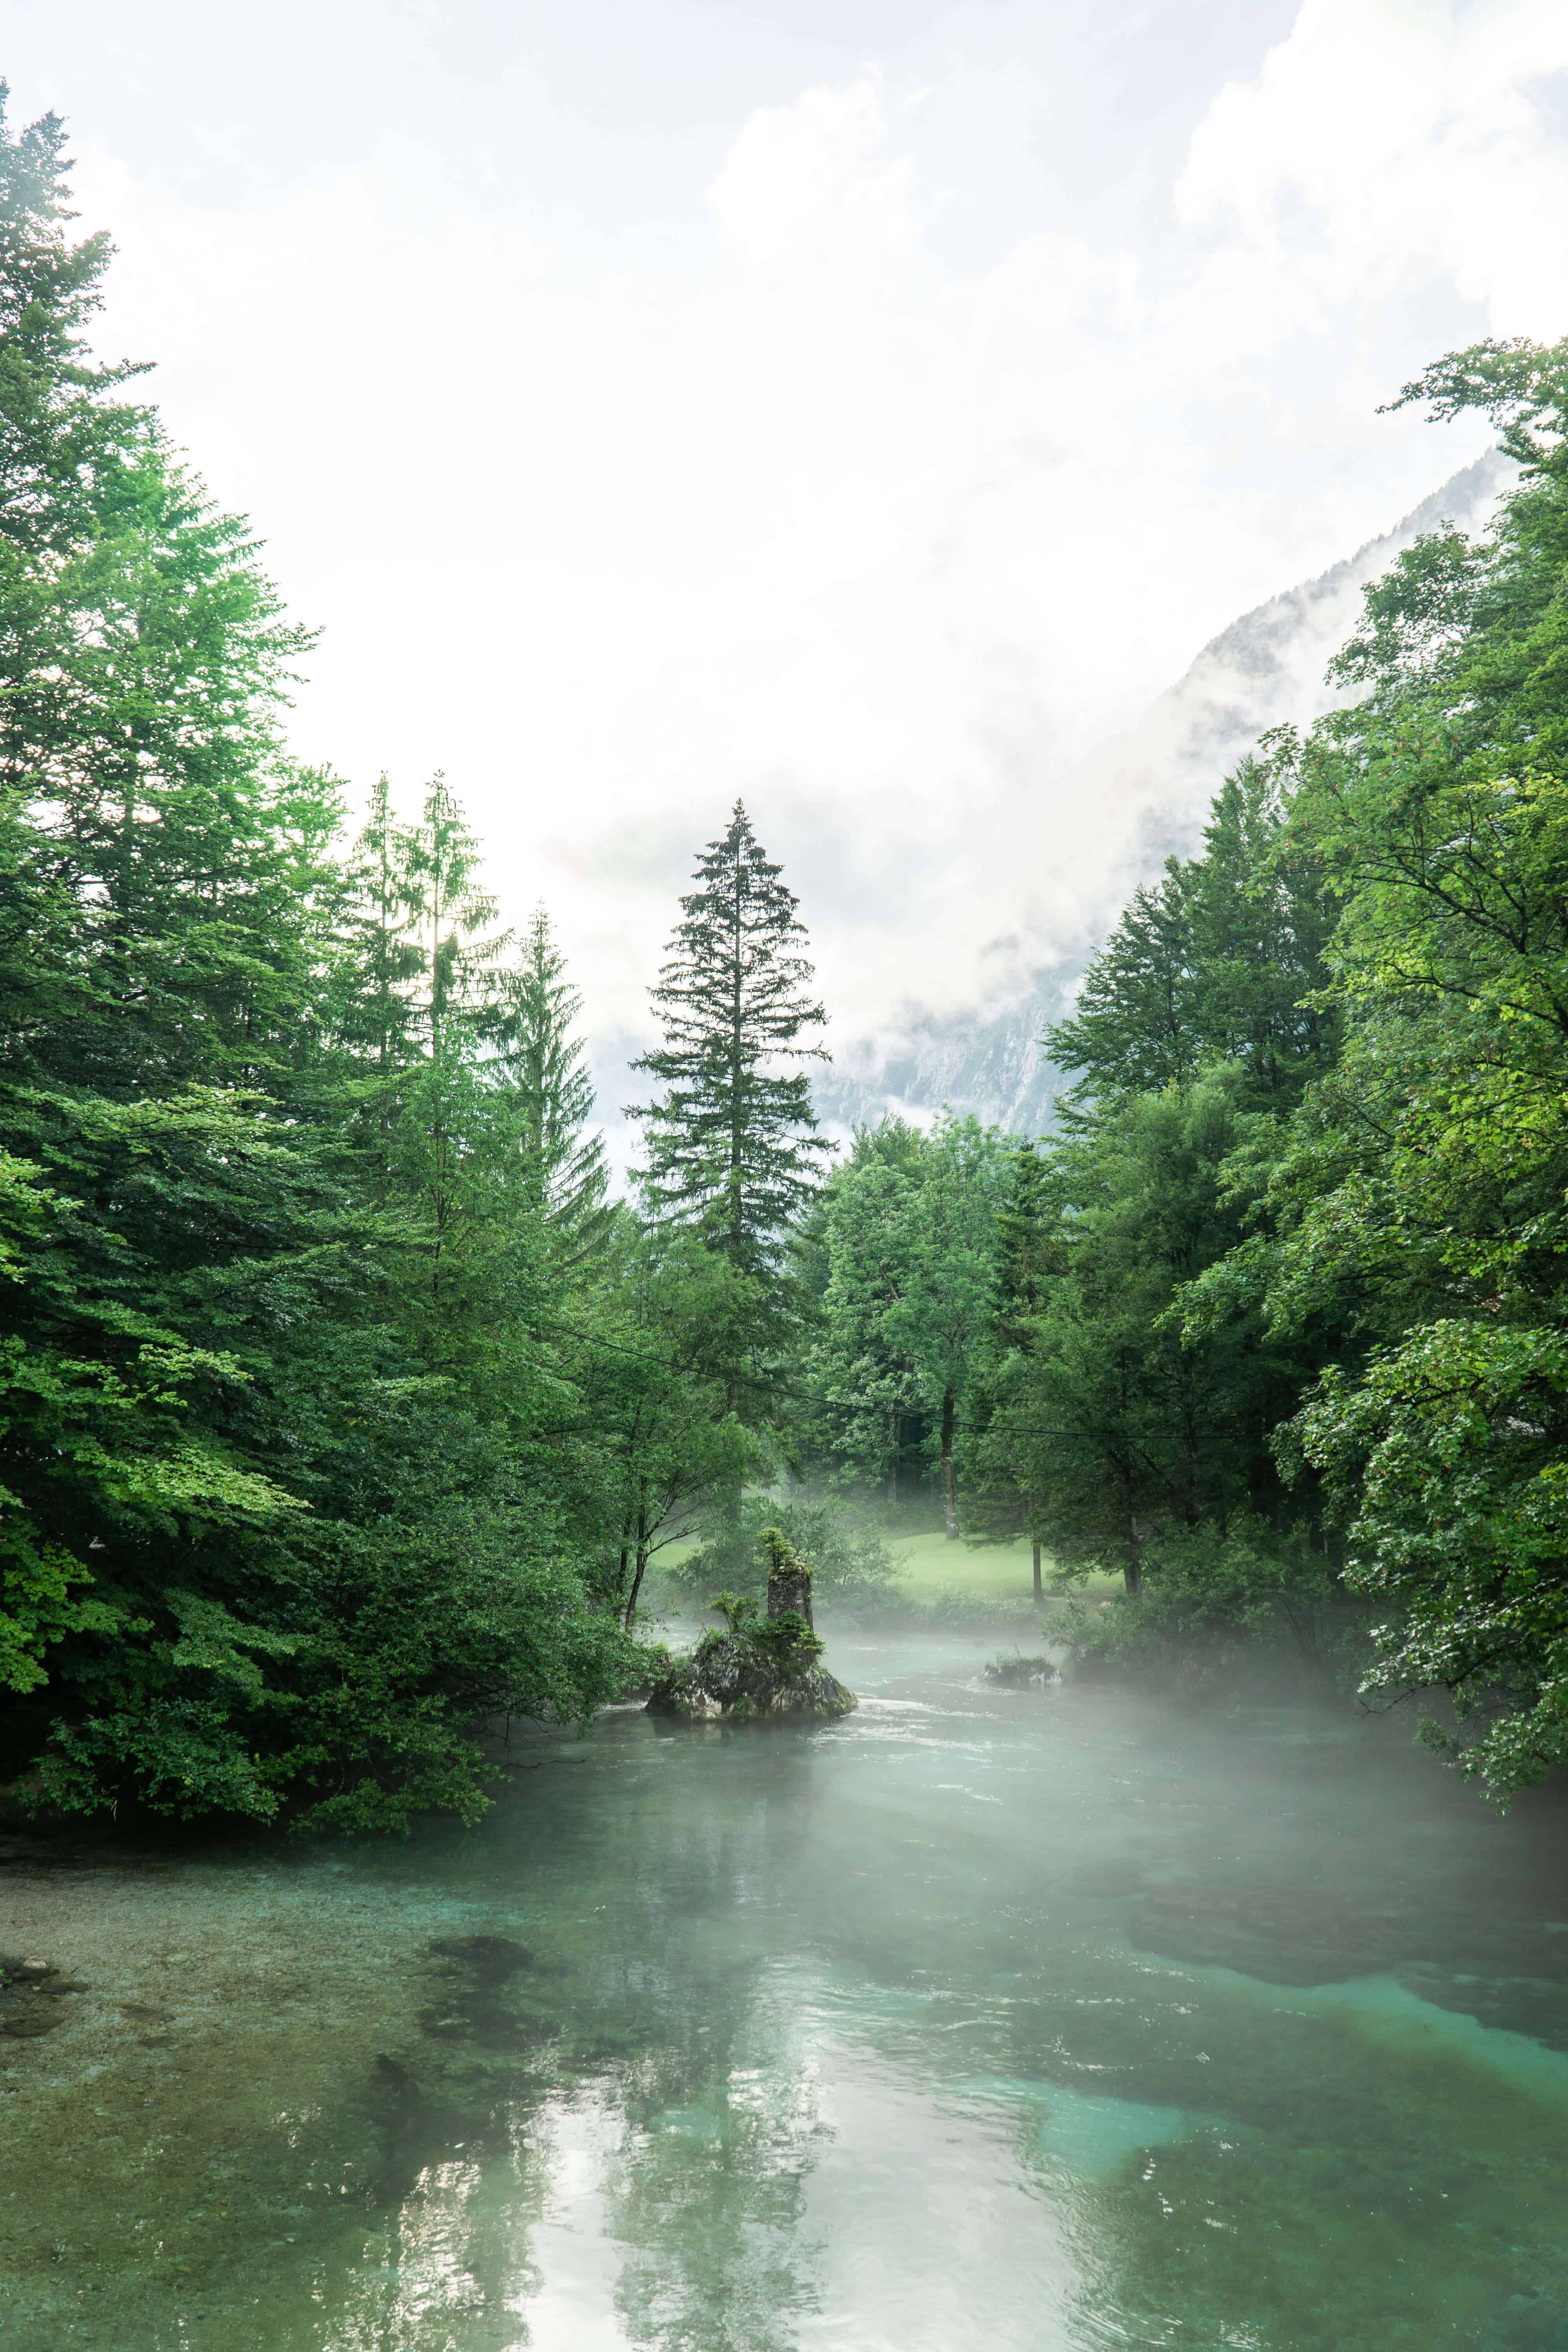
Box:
[985,1652,1058,1689]
[0,1958,77,2036]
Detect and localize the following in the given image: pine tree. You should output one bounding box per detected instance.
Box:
[391,774,508,1289]
[496,905,610,1254]
[630,802,829,1274]
[0,87,149,572]
[399,773,506,1054]
[1046,746,1335,1115]
[337,774,424,1078]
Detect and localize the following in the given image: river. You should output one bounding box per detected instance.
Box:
[3,1626,1568,2350]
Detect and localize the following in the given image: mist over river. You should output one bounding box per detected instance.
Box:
[4,1629,1568,2352]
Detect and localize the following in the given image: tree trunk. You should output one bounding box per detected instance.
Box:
[623,1512,649,1628]
[1123,1494,1143,1594]
[940,1389,958,1539]
[1033,1539,1043,1601]
[730,867,745,1261]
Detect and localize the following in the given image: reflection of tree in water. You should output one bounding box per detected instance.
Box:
[602,1972,829,2352]
[329,2052,552,2352]
[314,1759,837,2352]
[554,1750,832,2349]
[338,1970,831,2352]
[321,1935,565,2351]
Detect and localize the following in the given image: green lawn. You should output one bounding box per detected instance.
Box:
[884,1529,1043,1601]
[646,1523,1122,1608]
[882,1529,1124,1603]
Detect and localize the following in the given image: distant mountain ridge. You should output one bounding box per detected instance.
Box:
[814,449,1513,1137]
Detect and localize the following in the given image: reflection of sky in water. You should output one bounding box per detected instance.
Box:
[4,1631,1568,2349]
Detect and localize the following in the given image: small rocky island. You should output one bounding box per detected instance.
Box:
[646,1530,858,1722]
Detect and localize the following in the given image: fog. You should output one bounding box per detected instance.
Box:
[7,1622,1568,2346]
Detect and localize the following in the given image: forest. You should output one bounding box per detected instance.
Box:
[4,91,1568,1833]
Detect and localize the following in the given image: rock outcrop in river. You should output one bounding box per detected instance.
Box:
[646,1530,857,1723]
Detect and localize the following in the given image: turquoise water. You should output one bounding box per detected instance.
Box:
[4,1629,1568,2349]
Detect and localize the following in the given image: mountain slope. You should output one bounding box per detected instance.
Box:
[815,450,1513,1136]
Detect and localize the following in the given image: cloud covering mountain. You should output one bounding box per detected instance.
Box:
[813,448,1514,1135]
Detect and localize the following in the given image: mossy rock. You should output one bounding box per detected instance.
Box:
[646,1630,857,1724]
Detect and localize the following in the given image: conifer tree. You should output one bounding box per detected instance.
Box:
[497,904,610,1253]
[400,773,506,1053]
[630,802,829,1274]
[0,87,149,571]
[338,774,423,1078]
[992,1142,1054,1347]
[393,774,508,1286]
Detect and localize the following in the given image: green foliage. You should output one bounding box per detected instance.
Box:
[677,1494,893,1604]
[809,1116,1012,1529]
[1062,1521,1341,1680]
[1046,749,1337,1111]
[0,99,675,1830]
[984,1651,1055,1687]
[562,1220,766,1626]
[1174,334,1568,1793]
[967,1073,1317,1592]
[18,87,1568,1824]
[747,1608,824,1667]
[495,904,612,1258]
[956,342,1568,1790]
[629,801,829,1276]
[757,1524,795,1577]
[706,1591,759,1634]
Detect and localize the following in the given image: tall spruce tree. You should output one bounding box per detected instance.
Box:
[496,905,610,1254]
[337,775,423,1076]
[630,802,829,1274]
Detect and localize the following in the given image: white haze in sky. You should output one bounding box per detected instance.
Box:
[6,0,1568,1069]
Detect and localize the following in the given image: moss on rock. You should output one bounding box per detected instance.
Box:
[646,1532,857,1723]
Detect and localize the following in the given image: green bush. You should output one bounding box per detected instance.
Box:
[679,1497,894,1602]
[748,1609,825,1666]
[1060,1518,1352,1682]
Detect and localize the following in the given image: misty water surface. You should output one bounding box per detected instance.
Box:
[4,1628,1568,2351]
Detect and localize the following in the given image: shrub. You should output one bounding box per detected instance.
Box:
[1060,1517,1354,1684]
[680,1497,895,1602]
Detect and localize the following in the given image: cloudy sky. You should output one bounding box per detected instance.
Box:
[7,0,1568,1060]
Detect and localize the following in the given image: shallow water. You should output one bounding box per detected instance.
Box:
[5,1629,1568,2350]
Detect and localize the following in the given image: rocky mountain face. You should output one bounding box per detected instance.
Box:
[815,450,1512,1138]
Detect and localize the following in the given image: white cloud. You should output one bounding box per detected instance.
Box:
[50,1,1568,1073]
[1179,0,1568,334]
